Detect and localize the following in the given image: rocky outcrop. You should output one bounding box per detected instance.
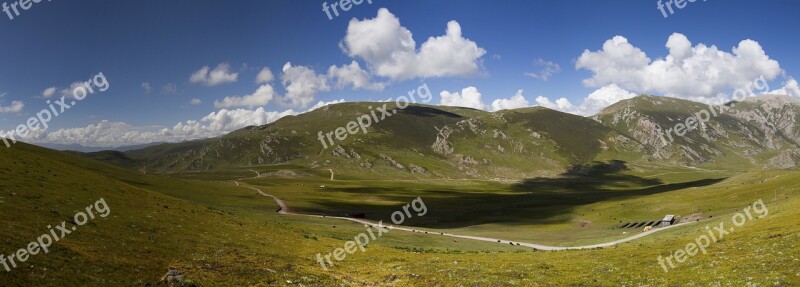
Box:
[408,164,428,174]
[431,126,455,156]
[379,154,405,169]
[331,145,349,158]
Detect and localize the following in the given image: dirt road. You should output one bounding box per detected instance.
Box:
[233,178,692,251]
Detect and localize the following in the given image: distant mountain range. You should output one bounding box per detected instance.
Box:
[37,142,164,153]
[81,95,800,178]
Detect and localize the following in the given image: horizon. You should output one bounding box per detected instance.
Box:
[0,0,798,149]
[2,2,800,285]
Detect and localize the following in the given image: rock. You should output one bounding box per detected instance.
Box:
[454,154,478,165]
[493,129,507,139]
[331,145,350,158]
[160,268,186,286]
[408,164,428,174]
[378,154,404,169]
[432,126,455,156]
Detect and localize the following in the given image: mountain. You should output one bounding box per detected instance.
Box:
[97,95,800,177]
[117,103,643,178]
[36,142,163,153]
[593,94,800,169]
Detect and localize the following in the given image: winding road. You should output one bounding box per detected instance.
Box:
[234,170,692,251]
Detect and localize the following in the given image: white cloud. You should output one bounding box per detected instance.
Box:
[0,100,23,113]
[26,108,299,148]
[141,82,152,94]
[328,61,386,91]
[281,62,330,108]
[768,78,800,98]
[308,99,346,111]
[524,59,561,81]
[162,83,177,94]
[535,96,576,113]
[439,86,486,110]
[190,63,239,86]
[576,33,783,103]
[190,98,202,105]
[60,82,85,99]
[255,67,275,84]
[491,90,530,111]
[342,8,486,81]
[24,97,351,148]
[42,87,57,98]
[214,84,276,109]
[534,84,638,116]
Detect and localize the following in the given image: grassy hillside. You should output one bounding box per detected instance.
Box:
[2,142,798,285]
[119,103,647,179]
[103,96,800,182]
[0,143,345,285]
[5,95,800,285]
[594,95,800,168]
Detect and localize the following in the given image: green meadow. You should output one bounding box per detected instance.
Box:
[1,143,798,286]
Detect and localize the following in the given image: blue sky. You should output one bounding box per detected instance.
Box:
[0,0,798,147]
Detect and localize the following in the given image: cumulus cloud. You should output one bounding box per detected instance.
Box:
[214,84,276,109]
[141,82,152,94]
[535,84,638,116]
[768,78,800,98]
[42,87,57,98]
[491,90,530,111]
[524,59,561,81]
[25,108,299,148]
[342,8,486,81]
[308,98,346,111]
[190,63,239,86]
[255,67,274,84]
[328,61,386,91]
[534,96,576,113]
[440,86,486,110]
[576,33,783,103]
[281,62,330,108]
[60,82,85,99]
[24,97,353,148]
[0,100,23,113]
[162,83,177,94]
[190,98,202,105]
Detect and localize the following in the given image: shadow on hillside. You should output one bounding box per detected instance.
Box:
[400,106,463,118]
[512,160,662,192]
[305,160,727,229]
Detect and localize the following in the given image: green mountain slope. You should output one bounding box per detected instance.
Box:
[95,95,800,178]
[594,95,800,169]
[0,143,343,285]
[121,103,643,178]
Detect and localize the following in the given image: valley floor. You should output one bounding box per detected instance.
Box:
[1,144,798,286]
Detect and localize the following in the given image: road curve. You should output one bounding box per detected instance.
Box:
[233,177,692,251]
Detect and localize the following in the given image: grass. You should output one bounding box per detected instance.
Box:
[222,161,781,246]
[2,142,799,285]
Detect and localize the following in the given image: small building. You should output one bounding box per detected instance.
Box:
[661,215,675,227]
